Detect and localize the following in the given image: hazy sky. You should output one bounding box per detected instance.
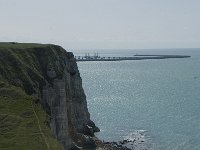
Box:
[0,0,200,49]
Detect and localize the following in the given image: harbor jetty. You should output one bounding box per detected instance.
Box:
[75,53,191,61]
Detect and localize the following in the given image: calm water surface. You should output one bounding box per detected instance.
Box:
[76,49,200,150]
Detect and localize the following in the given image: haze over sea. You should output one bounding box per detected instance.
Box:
[75,49,200,150]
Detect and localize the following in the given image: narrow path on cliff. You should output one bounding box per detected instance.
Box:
[31,101,50,150]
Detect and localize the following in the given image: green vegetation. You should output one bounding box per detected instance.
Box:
[0,42,67,95]
[0,84,61,150]
[0,42,51,49]
[0,43,63,150]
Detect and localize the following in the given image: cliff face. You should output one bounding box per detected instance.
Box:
[0,43,99,150]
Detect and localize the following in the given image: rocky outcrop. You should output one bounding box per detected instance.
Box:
[0,43,99,150]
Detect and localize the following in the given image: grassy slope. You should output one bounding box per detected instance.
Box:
[0,42,51,49]
[0,43,61,150]
[0,42,66,95]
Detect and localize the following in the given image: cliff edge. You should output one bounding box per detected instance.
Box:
[0,42,99,150]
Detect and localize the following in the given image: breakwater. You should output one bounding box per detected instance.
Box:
[75,54,191,61]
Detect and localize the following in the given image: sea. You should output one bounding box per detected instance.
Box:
[73,49,200,150]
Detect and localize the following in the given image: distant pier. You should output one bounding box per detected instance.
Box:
[75,53,191,61]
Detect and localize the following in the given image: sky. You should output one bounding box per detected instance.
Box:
[0,0,200,49]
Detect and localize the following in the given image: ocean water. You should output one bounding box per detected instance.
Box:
[75,49,200,150]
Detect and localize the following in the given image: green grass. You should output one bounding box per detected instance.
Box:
[0,42,68,95]
[0,85,61,150]
[0,42,51,49]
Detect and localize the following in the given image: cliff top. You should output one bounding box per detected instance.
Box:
[0,42,73,95]
[0,42,52,49]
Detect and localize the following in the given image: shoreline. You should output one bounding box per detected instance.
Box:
[95,130,151,150]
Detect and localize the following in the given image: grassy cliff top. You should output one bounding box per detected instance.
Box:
[0,42,52,49]
[0,42,72,95]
